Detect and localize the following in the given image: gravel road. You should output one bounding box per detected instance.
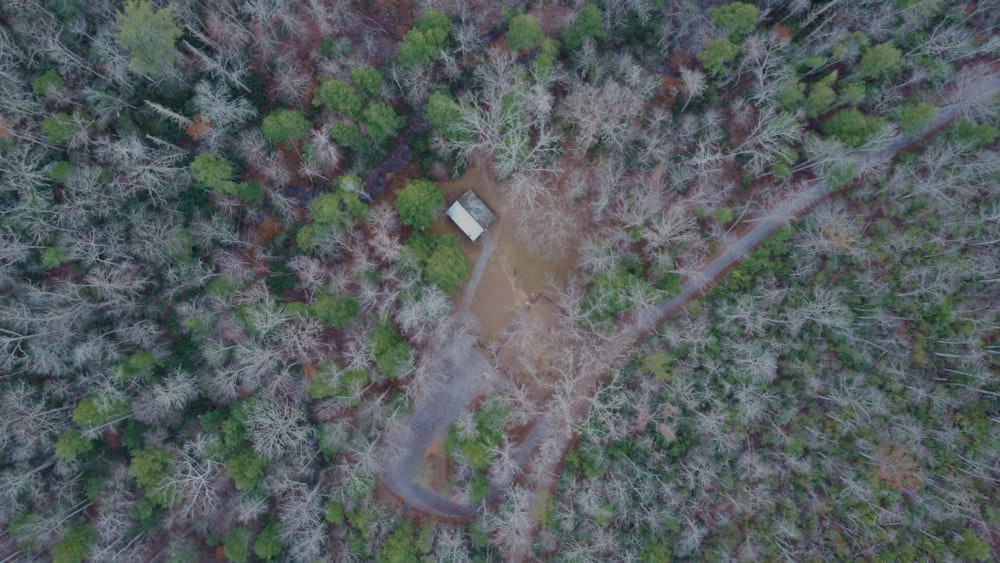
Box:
[460,233,495,313]
[380,344,496,518]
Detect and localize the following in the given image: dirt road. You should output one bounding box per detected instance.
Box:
[459,233,495,313]
[378,72,1000,520]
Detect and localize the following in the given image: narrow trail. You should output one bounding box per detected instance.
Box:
[627,71,1000,339]
[378,72,1000,521]
[459,233,495,313]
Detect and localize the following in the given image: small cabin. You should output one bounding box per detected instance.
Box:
[447,191,497,242]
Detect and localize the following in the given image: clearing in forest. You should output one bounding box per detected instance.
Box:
[431,166,580,343]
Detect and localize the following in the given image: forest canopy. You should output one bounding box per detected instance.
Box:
[1,1,998,561]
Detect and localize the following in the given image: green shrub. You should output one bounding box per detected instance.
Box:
[313,78,362,118]
[116,350,162,380]
[350,66,383,97]
[532,38,560,73]
[235,181,264,202]
[561,4,604,51]
[41,113,77,143]
[72,395,129,428]
[376,520,418,563]
[51,525,97,563]
[47,160,74,182]
[822,108,886,147]
[698,39,738,75]
[713,206,734,223]
[190,152,237,195]
[262,109,310,145]
[584,266,655,326]
[310,182,367,225]
[310,292,359,328]
[425,91,461,139]
[395,179,444,230]
[896,101,936,134]
[948,119,998,148]
[54,430,93,462]
[398,10,451,67]
[41,245,66,269]
[114,0,182,75]
[306,364,337,400]
[858,42,904,80]
[411,235,472,293]
[775,81,805,111]
[225,448,267,491]
[806,82,836,117]
[836,81,867,106]
[507,13,543,53]
[223,528,251,563]
[711,2,758,42]
[254,521,284,560]
[331,121,365,152]
[372,324,412,378]
[32,70,65,98]
[128,447,173,505]
[361,102,402,142]
[953,530,991,561]
[337,369,370,403]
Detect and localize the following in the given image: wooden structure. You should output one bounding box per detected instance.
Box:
[447,191,497,241]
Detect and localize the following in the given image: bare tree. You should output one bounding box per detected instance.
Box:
[679,67,706,112]
[505,172,551,209]
[942,63,1000,120]
[144,100,193,129]
[433,526,472,562]
[192,80,257,149]
[734,105,801,176]
[273,318,326,366]
[559,78,645,157]
[237,128,271,169]
[183,39,251,92]
[132,369,198,426]
[0,382,68,464]
[487,485,539,558]
[156,442,225,529]
[244,397,313,460]
[366,202,403,264]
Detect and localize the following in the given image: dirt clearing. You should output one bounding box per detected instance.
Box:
[433,166,579,343]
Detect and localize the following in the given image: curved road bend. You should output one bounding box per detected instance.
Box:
[380,73,1000,519]
[381,344,496,519]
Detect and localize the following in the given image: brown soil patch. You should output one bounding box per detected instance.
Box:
[668,48,696,73]
[413,436,450,493]
[655,75,683,110]
[185,114,212,140]
[0,115,13,138]
[248,213,285,247]
[357,0,415,36]
[531,3,575,37]
[873,443,923,493]
[771,23,793,44]
[494,294,567,402]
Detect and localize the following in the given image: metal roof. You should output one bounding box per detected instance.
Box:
[447,191,497,242]
[457,191,497,228]
[447,200,484,241]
